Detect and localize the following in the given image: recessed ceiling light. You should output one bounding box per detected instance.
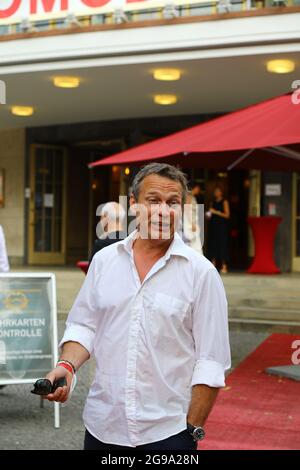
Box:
[11,106,34,116]
[53,76,80,88]
[153,69,181,81]
[266,59,295,74]
[154,94,178,105]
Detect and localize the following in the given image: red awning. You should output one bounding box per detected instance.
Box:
[89,92,300,171]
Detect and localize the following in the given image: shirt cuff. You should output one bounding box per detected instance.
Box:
[191,359,226,388]
[59,323,95,355]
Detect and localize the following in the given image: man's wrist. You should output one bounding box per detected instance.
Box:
[187,416,204,427]
[187,422,206,441]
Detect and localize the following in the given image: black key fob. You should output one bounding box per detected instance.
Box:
[52,377,67,391]
[31,378,52,395]
[31,377,67,395]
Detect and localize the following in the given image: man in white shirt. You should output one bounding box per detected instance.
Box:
[43,163,231,450]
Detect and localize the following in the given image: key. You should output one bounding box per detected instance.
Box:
[31,377,67,395]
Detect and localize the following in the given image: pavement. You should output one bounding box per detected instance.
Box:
[0,322,269,450]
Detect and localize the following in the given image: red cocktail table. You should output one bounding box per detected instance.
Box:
[76,261,89,275]
[247,216,282,274]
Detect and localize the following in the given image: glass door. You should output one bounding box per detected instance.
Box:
[28,145,67,265]
[292,172,300,272]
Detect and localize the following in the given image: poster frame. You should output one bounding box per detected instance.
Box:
[0,272,60,428]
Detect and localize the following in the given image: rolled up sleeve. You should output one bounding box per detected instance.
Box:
[191,359,227,388]
[59,258,101,355]
[59,323,95,355]
[191,267,231,388]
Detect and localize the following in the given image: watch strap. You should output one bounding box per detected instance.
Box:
[187,423,196,434]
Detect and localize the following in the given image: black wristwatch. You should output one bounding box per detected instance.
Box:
[187,423,206,441]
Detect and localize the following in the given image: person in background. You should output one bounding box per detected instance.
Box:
[0,225,9,272]
[190,183,204,205]
[89,201,126,263]
[207,187,230,274]
[183,190,203,255]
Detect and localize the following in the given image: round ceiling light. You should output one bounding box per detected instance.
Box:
[53,76,81,88]
[154,94,178,105]
[266,59,295,74]
[153,69,181,81]
[11,106,34,116]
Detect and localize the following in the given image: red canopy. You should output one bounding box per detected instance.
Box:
[89,92,300,171]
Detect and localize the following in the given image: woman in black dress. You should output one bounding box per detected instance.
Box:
[207,187,230,273]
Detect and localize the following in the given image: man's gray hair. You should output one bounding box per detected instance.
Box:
[131,163,188,203]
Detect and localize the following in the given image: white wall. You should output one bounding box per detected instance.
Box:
[0,12,300,70]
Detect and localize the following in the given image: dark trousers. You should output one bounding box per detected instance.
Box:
[84,428,198,451]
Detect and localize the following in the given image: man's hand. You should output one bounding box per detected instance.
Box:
[42,366,73,403]
[42,341,90,402]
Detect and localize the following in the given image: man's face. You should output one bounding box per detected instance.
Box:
[130,174,183,240]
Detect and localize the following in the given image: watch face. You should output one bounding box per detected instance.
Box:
[193,427,205,441]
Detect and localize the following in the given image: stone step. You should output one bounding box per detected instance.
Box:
[222,273,300,286]
[229,306,300,323]
[228,319,300,335]
[228,297,300,311]
[223,274,300,312]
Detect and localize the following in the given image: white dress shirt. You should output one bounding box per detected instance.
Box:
[60,230,231,447]
[0,225,9,273]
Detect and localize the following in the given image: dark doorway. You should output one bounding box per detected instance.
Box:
[66,146,90,264]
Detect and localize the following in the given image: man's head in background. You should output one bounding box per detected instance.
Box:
[98,201,126,238]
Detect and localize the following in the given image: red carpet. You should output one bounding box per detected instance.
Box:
[200,334,300,450]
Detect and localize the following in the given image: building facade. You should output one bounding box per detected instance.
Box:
[0,1,300,271]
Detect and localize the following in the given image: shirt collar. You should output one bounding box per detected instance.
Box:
[117,230,189,260]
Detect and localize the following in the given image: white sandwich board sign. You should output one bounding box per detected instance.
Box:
[0,273,60,428]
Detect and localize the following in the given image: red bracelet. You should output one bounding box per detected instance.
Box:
[57,361,74,376]
[57,359,76,374]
